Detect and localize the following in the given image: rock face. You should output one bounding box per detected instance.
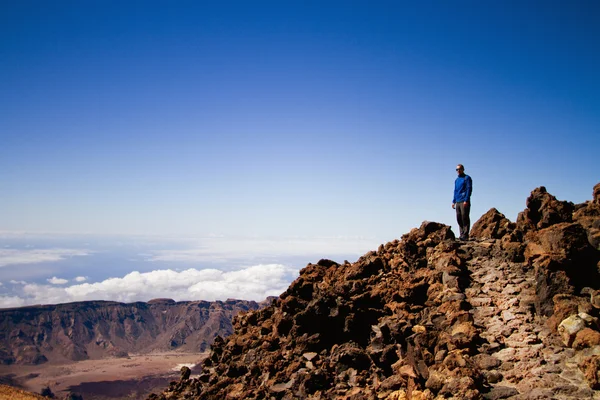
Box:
[148,183,600,400]
[573,183,600,250]
[0,299,263,365]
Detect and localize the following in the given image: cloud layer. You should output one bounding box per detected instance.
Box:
[0,234,378,309]
[0,295,25,308]
[0,248,89,268]
[1,264,298,308]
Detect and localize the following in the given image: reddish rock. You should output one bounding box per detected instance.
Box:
[579,355,600,389]
[573,328,600,350]
[547,294,591,332]
[471,208,515,240]
[525,222,595,263]
[516,186,574,232]
[524,222,600,316]
[573,182,600,249]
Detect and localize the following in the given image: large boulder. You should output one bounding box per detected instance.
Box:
[579,355,600,389]
[573,182,600,250]
[471,208,515,240]
[525,222,600,316]
[516,186,574,232]
[524,222,595,263]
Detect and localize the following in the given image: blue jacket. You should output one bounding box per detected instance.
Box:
[453,174,472,203]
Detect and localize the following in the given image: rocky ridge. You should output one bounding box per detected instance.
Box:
[150,183,600,399]
[0,298,264,365]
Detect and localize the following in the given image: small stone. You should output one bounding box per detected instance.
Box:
[470,297,493,307]
[484,370,503,383]
[425,370,445,392]
[501,326,515,336]
[502,311,516,322]
[474,354,501,370]
[398,364,417,378]
[434,349,447,363]
[270,379,294,392]
[578,355,600,389]
[573,328,600,350]
[589,289,600,309]
[553,384,582,395]
[483,385,519,399]
[474,306,497,319]
[501,298,520,309]
[578,312,597,325]
[501,285,519,295]
[499,361,515,371]
[558,315,587,347]
[412,325,426,334]
[524,388,554,399]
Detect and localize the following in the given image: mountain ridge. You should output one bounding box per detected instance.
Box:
[0,298,268,365]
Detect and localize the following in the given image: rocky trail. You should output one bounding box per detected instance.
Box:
[462,239,600,399]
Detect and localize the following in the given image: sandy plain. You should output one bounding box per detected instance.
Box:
[0,352,208,400]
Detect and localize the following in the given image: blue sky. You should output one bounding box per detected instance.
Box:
[0,1,599,306]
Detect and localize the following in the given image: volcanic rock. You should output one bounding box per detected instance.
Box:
[516,186,574,232]
[471,208,515,240]
[573,183,600,250]
[149,184,600,399]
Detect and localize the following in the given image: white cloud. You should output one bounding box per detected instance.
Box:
[47,276,69,285]
[0,282,3,286]
[0,295,26,309]
[10,264,298,307]
[0,248,89,268]
[0,234,381,309]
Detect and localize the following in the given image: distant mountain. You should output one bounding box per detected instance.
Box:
[0,297,271,365]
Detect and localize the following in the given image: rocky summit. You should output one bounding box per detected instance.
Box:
[150,184,600,400]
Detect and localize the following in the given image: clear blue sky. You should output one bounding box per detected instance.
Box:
[2,0,599,240]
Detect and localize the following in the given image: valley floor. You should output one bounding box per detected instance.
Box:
[0,352,208,400]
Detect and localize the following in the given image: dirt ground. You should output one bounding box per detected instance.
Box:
[0,352,208,400]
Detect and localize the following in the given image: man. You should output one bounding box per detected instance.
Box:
[452,164,473,241]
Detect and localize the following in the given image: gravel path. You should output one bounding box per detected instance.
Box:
[461,240,600,400]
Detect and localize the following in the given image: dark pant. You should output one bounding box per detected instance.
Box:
[455,202,470,239]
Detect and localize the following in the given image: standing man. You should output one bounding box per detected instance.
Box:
[452,164,473,241]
